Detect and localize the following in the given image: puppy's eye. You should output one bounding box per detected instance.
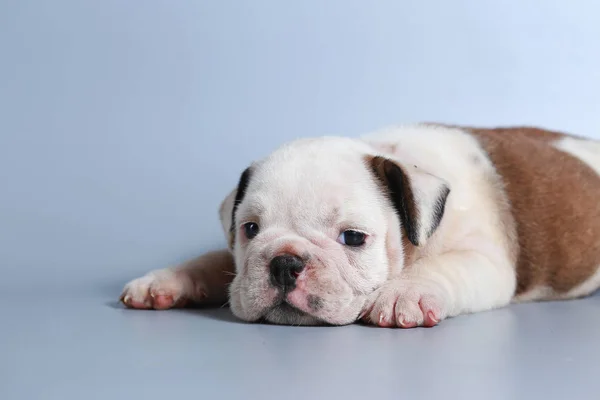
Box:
[243,222,260,240]
[337,230,366,247]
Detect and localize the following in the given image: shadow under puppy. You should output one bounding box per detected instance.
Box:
[120,123,600,328]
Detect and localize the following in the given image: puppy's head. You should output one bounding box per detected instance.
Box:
[220,137,449,325]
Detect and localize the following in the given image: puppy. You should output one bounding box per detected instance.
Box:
[120,124,600,327]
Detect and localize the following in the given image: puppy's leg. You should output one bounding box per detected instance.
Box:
[120,249,235,310]
[362,250,516,328]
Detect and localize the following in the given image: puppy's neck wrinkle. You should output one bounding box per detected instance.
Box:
[401,234,419,270]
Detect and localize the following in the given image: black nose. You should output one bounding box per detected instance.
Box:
[269,254,305,290]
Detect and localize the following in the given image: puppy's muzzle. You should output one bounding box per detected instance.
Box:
[269,254,304,292]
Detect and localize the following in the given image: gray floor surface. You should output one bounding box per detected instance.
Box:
[3,2,600,399]
[3,283,600,400]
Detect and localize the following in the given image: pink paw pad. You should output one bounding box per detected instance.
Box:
[398,319,418,329]
[151,293,177,310]
[120,274,189,310]
[121,295,150,309]
[377,313,395,328]
[419,300,441,327]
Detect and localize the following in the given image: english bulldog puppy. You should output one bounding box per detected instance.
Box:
[120,124,600,327]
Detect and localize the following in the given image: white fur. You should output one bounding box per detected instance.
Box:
[122,124,520,326]
[121,269,185,306]
[228,137,391,325]
[225,125,517,325]
[512,286,555,303]
[219,188,237,242]
[554,136,600,175]
[361,125,516,324]
[565,265,600,298]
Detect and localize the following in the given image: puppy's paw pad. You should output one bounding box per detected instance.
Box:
[376,313,395,328]
[420,300,442,327]
[423,310,440,327]
[362,280,447,328]
[393,296,425,328]
[120,270,187,310]
[397,319,418,329]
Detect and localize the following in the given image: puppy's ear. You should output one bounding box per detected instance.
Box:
[366,156,450,246]
[219,167,253,250]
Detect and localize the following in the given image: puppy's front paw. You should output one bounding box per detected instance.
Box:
[361,278,448,328]
[120,269,193,310]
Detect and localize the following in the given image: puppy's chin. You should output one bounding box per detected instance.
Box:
[229,281,324,325]
[263,303,324,326]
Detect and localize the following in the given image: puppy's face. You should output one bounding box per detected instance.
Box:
[222,137,449,325]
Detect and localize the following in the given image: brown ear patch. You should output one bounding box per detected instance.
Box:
[366,155,450,247]
[368,156,420,245]
[228,167,253,249]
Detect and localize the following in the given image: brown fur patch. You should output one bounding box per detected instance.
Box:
[178,250,236,305]
[462,126,600,295]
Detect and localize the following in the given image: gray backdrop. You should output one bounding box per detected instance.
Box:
[2,2,600,400]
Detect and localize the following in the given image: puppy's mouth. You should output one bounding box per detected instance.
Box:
[276,301,306,317]
[261,298,324,326]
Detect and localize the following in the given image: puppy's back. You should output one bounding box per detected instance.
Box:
[466,126,600,300]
